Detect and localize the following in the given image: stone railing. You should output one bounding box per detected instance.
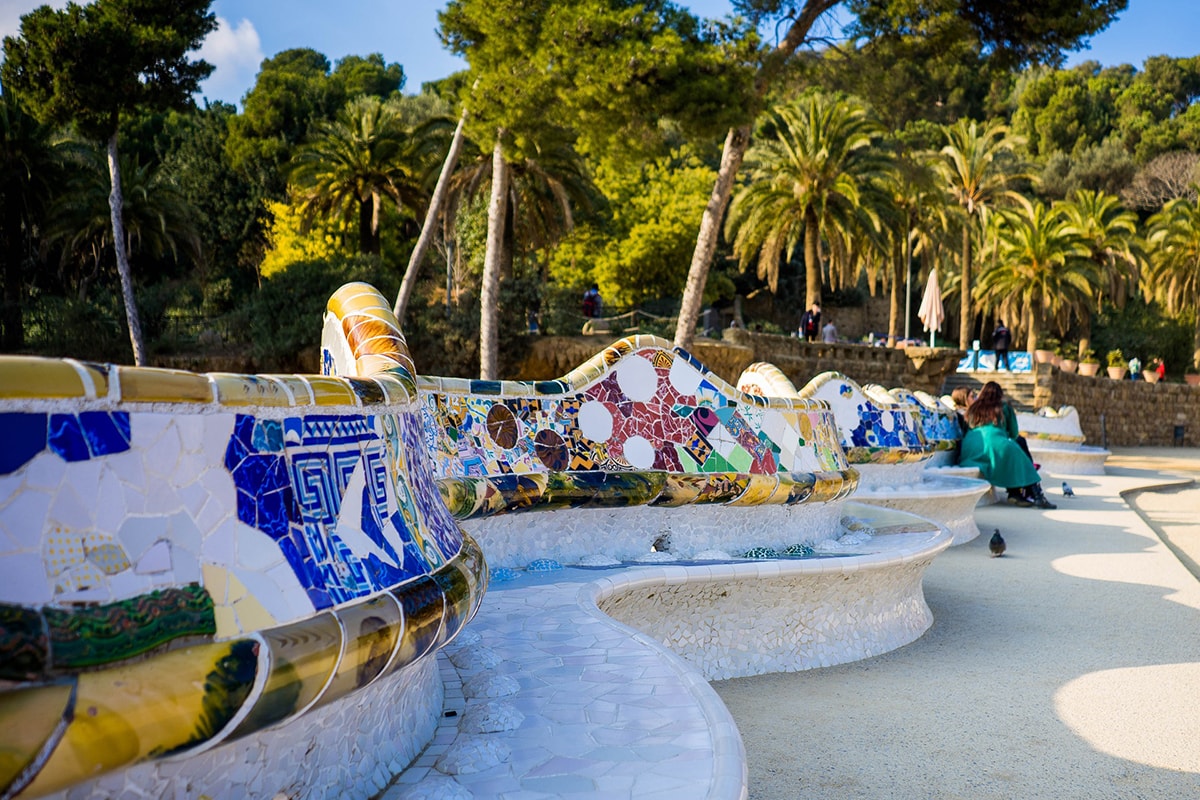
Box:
[0,283,486,800]
[1033,364,1200,447]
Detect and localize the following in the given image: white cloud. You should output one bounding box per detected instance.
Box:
[195,16,263,107]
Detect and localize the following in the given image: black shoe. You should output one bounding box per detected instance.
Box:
[1007,497,1034,508]
[1033,496,1056,509]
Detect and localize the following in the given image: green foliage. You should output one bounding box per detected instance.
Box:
[1091,300,1195,374]
[1105,348,1125,368]
[331,54,405,99]
[2,0,216,140]
[548,146,718,307]
[23,290,127,361]
[403,277,534,377]
[233,255,398,372]
[439,0,753,163]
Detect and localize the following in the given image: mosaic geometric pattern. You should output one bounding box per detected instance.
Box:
[889,388,963,451]
[738,365,931,464]
[415,338,854,518]
[0,283,485,799]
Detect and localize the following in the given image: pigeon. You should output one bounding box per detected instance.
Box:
[989,529,1006,557]
[1062,481,1075,497]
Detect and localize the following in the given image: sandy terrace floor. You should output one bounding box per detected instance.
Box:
[714,447,1200,800]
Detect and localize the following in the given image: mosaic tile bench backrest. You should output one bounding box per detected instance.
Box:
[405,332,856,520]
[0,283,485,798]
[736,363,931,464]
[887,387,963,452]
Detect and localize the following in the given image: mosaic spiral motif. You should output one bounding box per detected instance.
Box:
[738,365,931,465]
[413,337,856,518]
[0,283,486,798]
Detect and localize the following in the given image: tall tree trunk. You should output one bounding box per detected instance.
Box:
[673,124,749,349]
[673,1,838,350]
[803,206,822,309]
[480,136,509,380]
[887,237,901,346]
[107,132,146,366]
[958,222,971,349]
[394,107,467,322]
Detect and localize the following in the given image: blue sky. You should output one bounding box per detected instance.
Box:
[1,0,1197,107]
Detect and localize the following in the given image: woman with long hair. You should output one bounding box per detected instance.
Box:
[959,381,1056,509]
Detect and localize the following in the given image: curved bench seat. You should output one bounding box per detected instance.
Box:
[1017,406,1110,476]
[738,365,989,544]
[0,285,486,799]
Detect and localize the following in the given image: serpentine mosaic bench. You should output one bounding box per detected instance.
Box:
[1016,406,1110,475]
[738,365,989,545]
[355,303,952,681]
[0,289,486,799]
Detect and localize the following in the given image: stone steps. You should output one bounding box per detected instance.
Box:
[941,371,1038,411]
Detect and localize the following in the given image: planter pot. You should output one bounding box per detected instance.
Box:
[1078,362,1101,377]
[1050,354,1062,367]
[1107,366,1128,380]
[1060,359,1078,374]
[1034,349,1055,364]
[1186,373,1200,386]
[1143,370,1161,384]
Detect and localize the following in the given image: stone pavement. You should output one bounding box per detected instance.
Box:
[716,448,1200,799]
[382,448,1200,800]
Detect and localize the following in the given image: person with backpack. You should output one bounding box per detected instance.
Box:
[799,303,821,342]
[992,320,1012,371]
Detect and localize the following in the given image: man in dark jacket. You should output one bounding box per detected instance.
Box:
[799,303,821,342]
[993,320,1012,370]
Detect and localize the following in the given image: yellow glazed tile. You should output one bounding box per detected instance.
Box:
[305,376,359,406]
[201,563,229,603]
[263,374,312,405]
[210,374,294,407]
[24,642,254,798]
[117,367,211,403]
[232,595,276,633]
[0,356,88,399]
[213,605,238,638]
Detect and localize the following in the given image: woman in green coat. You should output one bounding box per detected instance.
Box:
[958,381,1056,509]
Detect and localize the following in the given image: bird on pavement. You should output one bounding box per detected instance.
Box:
[1062,481,1075,497]
[989,529,1006,557]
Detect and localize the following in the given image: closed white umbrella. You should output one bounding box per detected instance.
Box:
[917,268,945,347]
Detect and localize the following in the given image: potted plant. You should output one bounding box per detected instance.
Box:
[1033,336,1056,364]
[1078,348,1101,377]
[1186,365,1200,386]
[1106,349,1128,380]
[1144,356,1162,384]
[1057,342,1077,373]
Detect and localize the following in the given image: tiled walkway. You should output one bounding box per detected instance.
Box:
[383,569,746,800]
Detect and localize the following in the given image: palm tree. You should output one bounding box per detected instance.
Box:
[975,198,1094,353]
[1146,197,1200,369]
[725,91,894,308]
[1057,188,1142,357]
[46,145,199,304]
[0,89,63,350]
[291,95,446,255]
[933,119,1025,348]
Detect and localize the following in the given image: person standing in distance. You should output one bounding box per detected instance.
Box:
[799,303,821,342]
[992,320,1012,371]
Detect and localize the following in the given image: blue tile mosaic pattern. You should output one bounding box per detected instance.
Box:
[0,411,131,475]
[225,411,461,611]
